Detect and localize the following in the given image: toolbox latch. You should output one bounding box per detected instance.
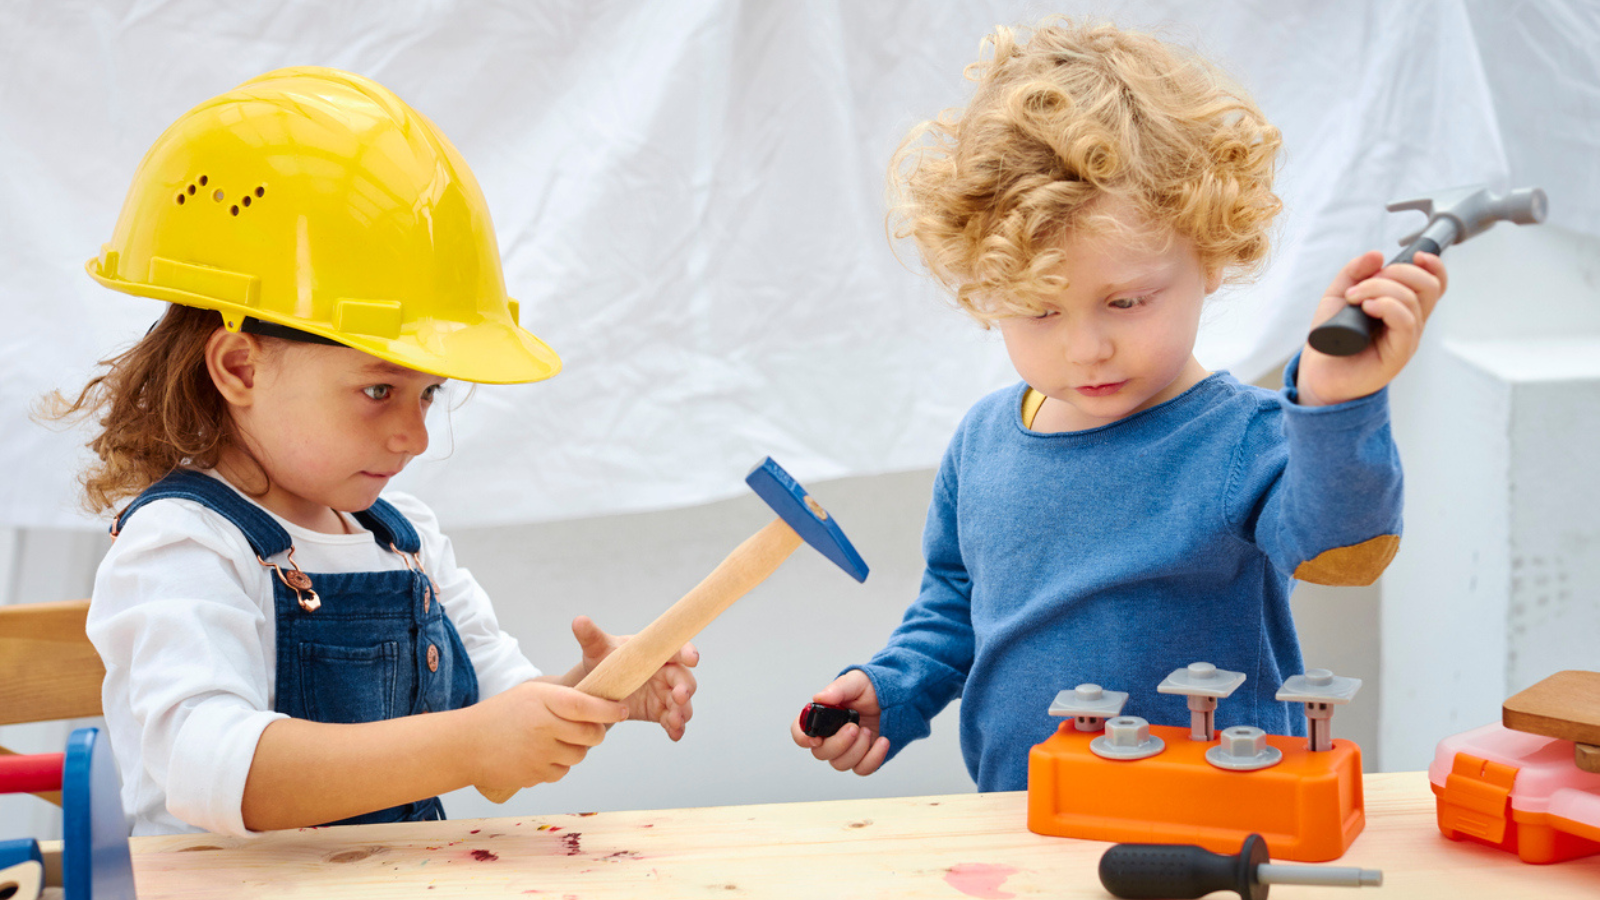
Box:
[1440,752,1518,843]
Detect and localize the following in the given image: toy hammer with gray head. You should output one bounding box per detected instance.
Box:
[478,457,868,802]
[1308,184,1548,356]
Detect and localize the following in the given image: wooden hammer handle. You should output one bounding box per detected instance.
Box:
[478,517,803,803]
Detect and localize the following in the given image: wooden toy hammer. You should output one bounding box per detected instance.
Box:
[479,457,868,802]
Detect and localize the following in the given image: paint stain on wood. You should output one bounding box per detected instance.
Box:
[470,849,498,862]
[177,845,222,852]
[943,863,1019,899]
[847,820,873,829]
[561,833,582,855]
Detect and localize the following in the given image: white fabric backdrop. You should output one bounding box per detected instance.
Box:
[1,0,1595,529]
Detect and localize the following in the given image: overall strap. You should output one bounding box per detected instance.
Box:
[354,499,421,554]
[112,470,293,559]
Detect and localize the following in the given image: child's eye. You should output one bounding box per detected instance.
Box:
[1032,309,1059,320]
[1110,295,1151,310]
[422,384,445,403]
[363,385,392,401]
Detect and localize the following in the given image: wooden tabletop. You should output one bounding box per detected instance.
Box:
[127,772,1600,899]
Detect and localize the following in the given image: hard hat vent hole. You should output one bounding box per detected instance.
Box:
[213,189,224,202]
[186,184,195,195]
[230,205,239,216]
[242,196,251,207]
[175,194,185,205]
[255,186,266,198]
[198,175,208,186]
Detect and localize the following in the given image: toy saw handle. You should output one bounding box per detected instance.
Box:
[476,517,804,804]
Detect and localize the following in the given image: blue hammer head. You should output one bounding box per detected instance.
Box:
[745,457,869,583]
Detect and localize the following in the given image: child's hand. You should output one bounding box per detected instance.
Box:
[1298,250,1448,407]
[466,680,628,789]
[570,616,698,741]
[791,670,889,775]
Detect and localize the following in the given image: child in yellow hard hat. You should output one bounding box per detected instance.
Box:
[792,19,1445,788]
[56,67,696,836]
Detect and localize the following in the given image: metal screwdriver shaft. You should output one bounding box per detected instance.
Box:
[1098,834,1381,900]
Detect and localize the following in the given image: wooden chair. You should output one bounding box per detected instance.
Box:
[0,599,105,806]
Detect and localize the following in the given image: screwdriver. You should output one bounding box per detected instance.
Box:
[1098,834,1382,899]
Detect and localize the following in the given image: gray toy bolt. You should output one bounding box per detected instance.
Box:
[1091,716,1166,761]
[1276,669,1362,752]
[1309,183,1548,357]
[1048,683,1129,732]
[1157,662,1247,741]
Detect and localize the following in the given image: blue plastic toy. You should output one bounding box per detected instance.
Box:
[0,727,136,900]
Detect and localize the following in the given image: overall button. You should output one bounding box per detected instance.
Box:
[426,644,440,672]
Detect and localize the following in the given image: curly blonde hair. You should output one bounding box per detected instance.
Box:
[891,18,1282,322]
[40,304,265,515]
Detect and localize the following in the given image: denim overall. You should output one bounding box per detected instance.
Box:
[116,470,480,825]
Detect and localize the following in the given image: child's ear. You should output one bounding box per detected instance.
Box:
[205,328,264,407]
[1204,265,1224,295]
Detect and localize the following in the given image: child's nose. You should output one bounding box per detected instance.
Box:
[1063,321,1113,364]
[388,406,430,456]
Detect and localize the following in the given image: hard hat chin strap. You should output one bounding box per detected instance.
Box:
[240,316,347,348]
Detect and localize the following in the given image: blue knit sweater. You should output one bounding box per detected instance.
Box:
[852,360,1402,791]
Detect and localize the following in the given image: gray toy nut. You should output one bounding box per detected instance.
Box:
[1090,716,1165,761]
[1205,725,1283,771]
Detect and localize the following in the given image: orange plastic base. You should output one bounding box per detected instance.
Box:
[1027,722,1364,862]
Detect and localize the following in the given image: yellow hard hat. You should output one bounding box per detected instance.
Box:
[86,66,560,384]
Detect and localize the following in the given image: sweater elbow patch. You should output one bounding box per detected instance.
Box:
[1293,535,1400,586]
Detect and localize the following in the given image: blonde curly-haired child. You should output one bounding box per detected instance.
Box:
[793,18,1444,790]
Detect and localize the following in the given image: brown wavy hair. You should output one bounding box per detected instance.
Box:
[40,304,262,515]
[890,18,1283,323]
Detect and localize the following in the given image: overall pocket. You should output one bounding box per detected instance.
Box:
[297,641,401,724]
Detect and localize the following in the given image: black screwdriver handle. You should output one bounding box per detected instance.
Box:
[1098,834,1270,900]
[1306,235,1444,357]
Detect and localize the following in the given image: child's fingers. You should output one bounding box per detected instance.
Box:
[1324,250,1385,299]
[552,720,610,749]
[826,724,877,772]
[1344,276,1421,324]
[852,735,891,776]
[657,662,697,695]
[808,722,862,762]
[1410,250,1449,295]
[813,670,874,709]
[569,615,615,656]
[1378,254,1446,321]
[790,716,822,748]
[1360,295,1421,349]
[669,641,700,668]
[661,695,693,740]
[548,688,630,725]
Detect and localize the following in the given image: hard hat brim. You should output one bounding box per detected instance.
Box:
[87,258,562,385]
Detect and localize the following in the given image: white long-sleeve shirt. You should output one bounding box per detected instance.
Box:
[87,477,541,837]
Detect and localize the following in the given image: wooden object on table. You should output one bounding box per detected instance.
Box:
[0,599,104,806]
[478,458,868,803]
[1503,670,1600,773]
[124,774,1600,899]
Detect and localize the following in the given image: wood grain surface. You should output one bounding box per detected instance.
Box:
[126,773,1600,899]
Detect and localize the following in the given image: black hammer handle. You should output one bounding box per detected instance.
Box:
[1306,234,1446,357]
